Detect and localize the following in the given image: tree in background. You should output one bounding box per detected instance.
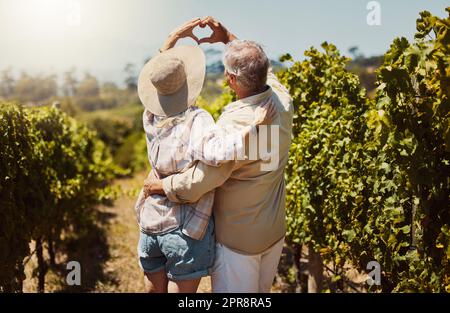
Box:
[0,68,15,99]
[76,72,100,98]
[13,73,58,104]
[62,67,78,98]
[123,63,137,91]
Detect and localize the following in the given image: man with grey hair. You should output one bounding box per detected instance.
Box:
[222,40,270,97]
[145,16,293,292]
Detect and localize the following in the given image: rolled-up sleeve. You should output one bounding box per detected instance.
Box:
[162,161,235,203]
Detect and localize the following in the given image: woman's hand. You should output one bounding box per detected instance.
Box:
[143,176,165,198]
[160,18,202,52]
[252,98,277,126]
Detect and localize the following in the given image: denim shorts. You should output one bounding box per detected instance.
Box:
[137,219,215,281]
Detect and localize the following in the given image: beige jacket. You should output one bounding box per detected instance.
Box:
[162,72,293,254]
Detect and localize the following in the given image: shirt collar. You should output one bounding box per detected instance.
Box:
[222,86,273,114]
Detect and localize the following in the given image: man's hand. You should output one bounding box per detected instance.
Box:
[160,18,202,52]
[143,176,165,198]
[198,16,237,44]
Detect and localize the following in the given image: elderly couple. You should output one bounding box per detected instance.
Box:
[134,16,293,293]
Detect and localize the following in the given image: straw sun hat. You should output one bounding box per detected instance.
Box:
[137,45,206,117]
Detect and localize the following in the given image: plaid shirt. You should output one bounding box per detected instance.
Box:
[135,106,245,240]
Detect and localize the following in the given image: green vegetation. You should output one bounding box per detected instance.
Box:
[76,104,149,173]
[279,8,449,292]
[0,103,119,292]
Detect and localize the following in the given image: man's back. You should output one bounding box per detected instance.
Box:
[212,72,294,254]
[161,72,293,254]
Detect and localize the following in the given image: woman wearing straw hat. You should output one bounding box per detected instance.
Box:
[135,18,276,293]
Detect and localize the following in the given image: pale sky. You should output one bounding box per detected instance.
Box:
[0,0,448,85]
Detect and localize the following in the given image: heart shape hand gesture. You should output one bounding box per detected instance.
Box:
[160,17,237,52]
[197,16,237,44]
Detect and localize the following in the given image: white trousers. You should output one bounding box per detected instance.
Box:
[211,237,284,293]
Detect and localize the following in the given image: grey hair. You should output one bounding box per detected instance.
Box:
[223,40,269,92]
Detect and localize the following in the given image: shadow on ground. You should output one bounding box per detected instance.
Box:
[54,210,120,292]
